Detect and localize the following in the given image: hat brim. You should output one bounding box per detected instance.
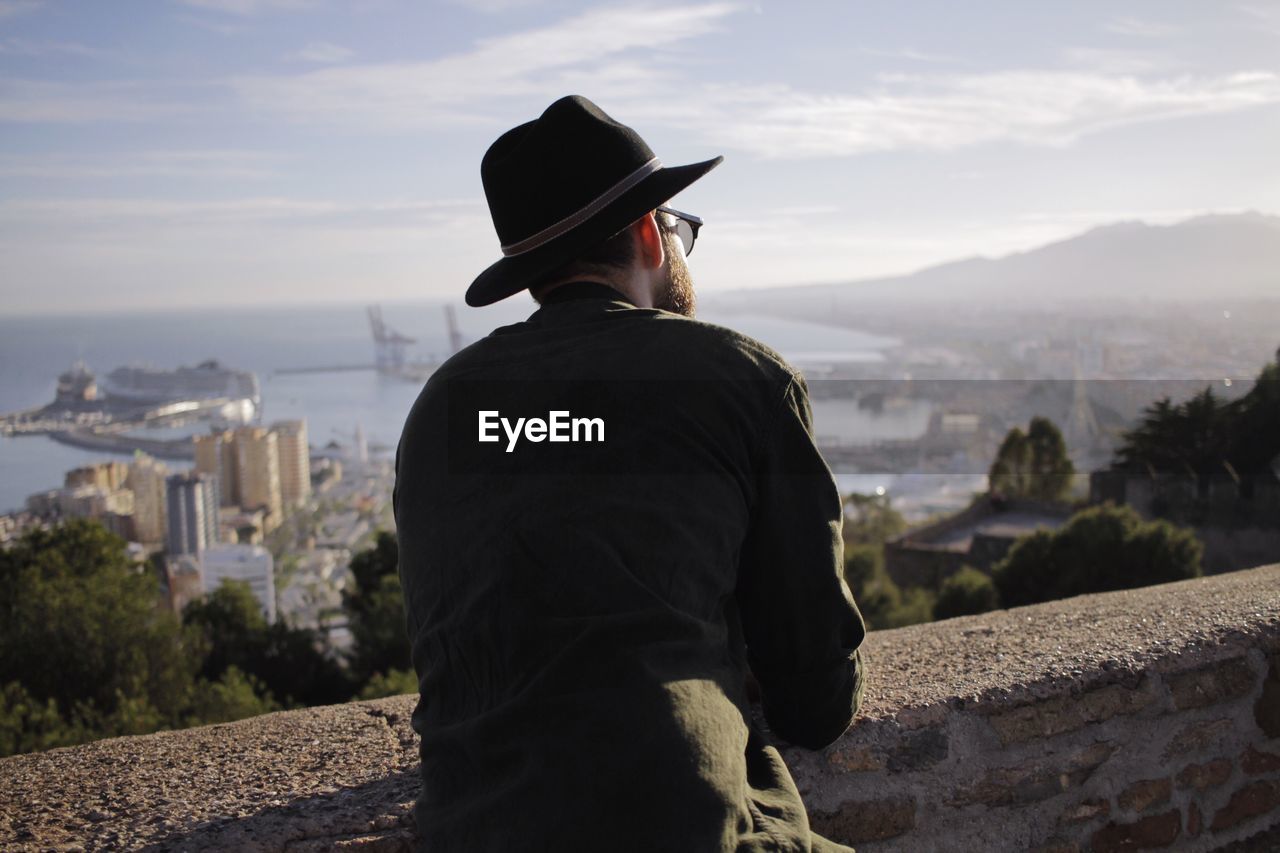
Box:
[465,156,723,308]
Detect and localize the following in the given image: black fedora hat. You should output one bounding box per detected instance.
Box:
[465,95,722,307]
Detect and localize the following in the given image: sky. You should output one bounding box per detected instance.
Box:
[1,0,1279,314]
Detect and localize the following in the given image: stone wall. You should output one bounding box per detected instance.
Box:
[2,564,1278,852]
[786,563,1280,852]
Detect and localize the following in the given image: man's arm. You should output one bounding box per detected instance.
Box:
[736,373,866,750]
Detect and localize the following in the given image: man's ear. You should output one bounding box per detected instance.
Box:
[634,211,665,271]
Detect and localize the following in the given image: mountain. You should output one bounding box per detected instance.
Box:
[738,212,1280,304]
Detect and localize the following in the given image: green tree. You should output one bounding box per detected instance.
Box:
[344,531,411,686]
[841,544,933,630]
[988,426,1031,497]
[186,667,279,726]
[1226,352,1280,476]
[358,668,418,700]
[1114,349,1280,482]
[842,492,907,546]
[0,520,200,755]
[183,580,351,708]
[0,681,82,756]
[989,418,1075,501]
[183,579,266,682]
[933,567,1001,620]
[842,543,880,594]
[992,504,1202,608]
[1025,416,1076,501]
[888,587,936,629]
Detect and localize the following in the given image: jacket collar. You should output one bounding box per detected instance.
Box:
[538,280,635,306]
[521,281,638,329]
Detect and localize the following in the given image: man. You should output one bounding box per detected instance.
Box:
[394,95,866,852]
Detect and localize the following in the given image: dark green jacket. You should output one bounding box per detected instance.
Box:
[394,282,865,852]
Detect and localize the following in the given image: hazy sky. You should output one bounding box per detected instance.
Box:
[2,0,1279,314]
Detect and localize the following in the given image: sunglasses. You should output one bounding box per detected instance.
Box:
[655,205,703,257]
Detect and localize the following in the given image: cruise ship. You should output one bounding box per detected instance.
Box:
[55,360,98,405]
[99,360,260,423]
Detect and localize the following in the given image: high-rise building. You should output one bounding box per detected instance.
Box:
[127,452,169,545]
[201,544,276,623]
[271,419,311,511]
[38,484,136,541]
[194,430,239,508]
[165,471,218,556]
[234,426,283,532]
[65,461,129,491]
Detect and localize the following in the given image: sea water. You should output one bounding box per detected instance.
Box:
[0,300,911,514]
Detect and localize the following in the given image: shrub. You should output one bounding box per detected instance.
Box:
[992,504,1202,607]
[934,566,1001,620]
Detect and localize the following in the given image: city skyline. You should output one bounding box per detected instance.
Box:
[1,1,1279,314]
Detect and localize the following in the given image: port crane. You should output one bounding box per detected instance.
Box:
[367,306,416,373]
[366,304,468,381]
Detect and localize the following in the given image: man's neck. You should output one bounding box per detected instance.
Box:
[537,272,653,308]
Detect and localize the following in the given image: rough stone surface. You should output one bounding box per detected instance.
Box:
[1177,759,1233,792]
[1060,798,1110,825]
[0,697,420,852]
[2,563,1278,852]
[1187,801,1203,838]
[1167,657,1258,711]
[1164,718,1235,760]
[1032,843,1081,853]
[948,742,1115,807]
[1212,821,1280,851]
[884,725,948,772]
[1241,746,1280,776]
[1256,653,1280,739]
[826,744,885,773]
[1210,780,1280,832]
[809,796,915,844]
[985,683,1152,746]
[823,724,947,774]
[1091,809,1182,852]
[1117,777,1173,813]
[846,565,1280,725]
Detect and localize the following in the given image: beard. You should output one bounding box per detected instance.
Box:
[653,229,697,317]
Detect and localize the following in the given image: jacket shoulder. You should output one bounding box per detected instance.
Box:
[658,314,802,383]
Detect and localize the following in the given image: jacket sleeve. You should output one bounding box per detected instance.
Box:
[736,372,867,750]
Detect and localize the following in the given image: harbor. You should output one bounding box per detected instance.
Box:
[0,360,261,460]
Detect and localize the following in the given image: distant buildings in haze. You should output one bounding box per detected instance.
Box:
[201,543,276,624]
[165,470,219,556]
[193,420,311,535]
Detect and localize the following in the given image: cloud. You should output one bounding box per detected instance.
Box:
[0,196,486,229]
[1238,4,1280,35]
[1104,16,1180,38]
[1062,47,1174,75]
[0,194,495,313]
[443,0,544,13]
[221,2,1280,165]
[176,0,312,15]
[856,47,957,64]
[673,69,1280,159]
[0,0,42,21]
[0,38,118,59]
[232,3,742,127]
[291,41,354,63]
[173,15,248,35]
[0,78,196,122]
[0,150,281,179]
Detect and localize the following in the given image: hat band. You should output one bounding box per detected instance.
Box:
[500,157,662,257]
